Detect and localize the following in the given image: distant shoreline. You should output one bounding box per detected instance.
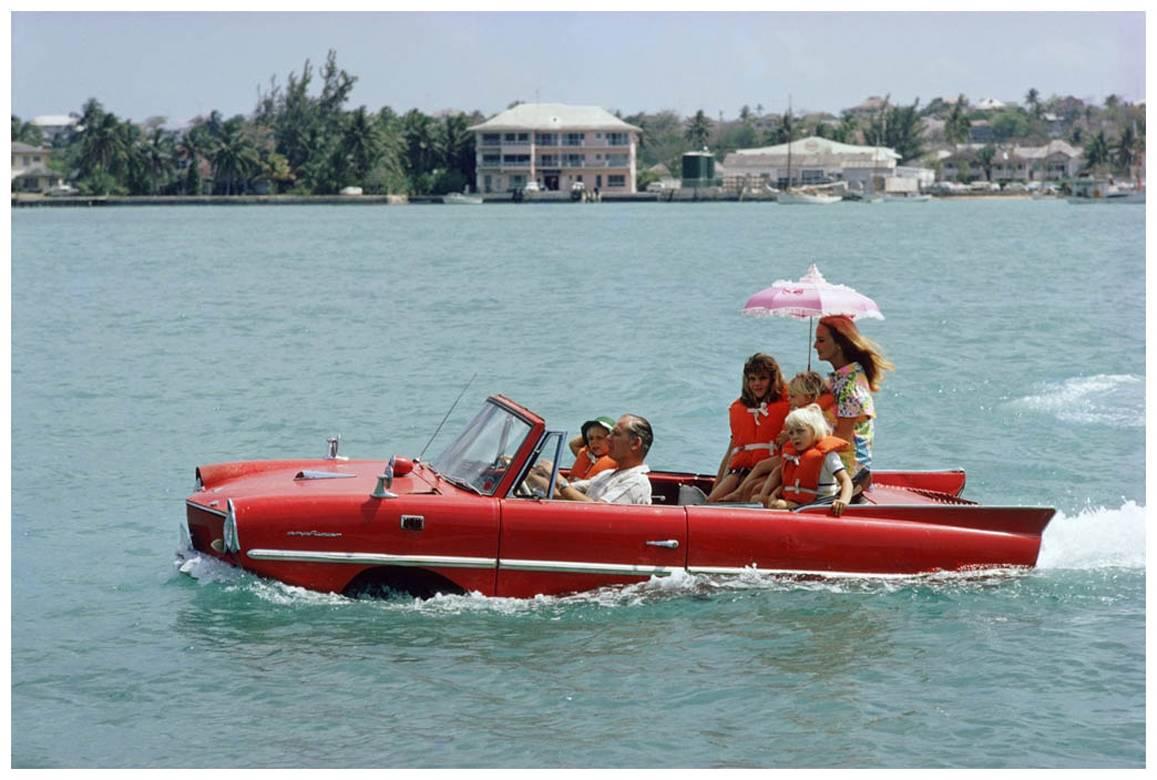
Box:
[11,192,1042,207]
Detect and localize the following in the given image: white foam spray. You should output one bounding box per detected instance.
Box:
[1036,501,1147,570]
[1008,374,1143,428]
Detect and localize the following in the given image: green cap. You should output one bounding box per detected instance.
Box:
[580,416,616,444]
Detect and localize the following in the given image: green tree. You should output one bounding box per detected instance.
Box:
[142,127,178,195]
[1115,124,1139,175]
[990,109,1030,142]
[976,145,997,181]
[1084,130,1111,170]
[211,116,261,195]
[945,94,971,145]
[400,109,437,189]
[438,112,476,186]
[77,110,127,181]
[832,111,858,144]
[684,110,713,149]
[1025,88,1042,118]
[11,116,43,145]
[178,125,211,195]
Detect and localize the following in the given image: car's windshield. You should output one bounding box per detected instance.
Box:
[431,401,534,496]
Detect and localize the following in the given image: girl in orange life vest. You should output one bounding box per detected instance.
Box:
[767,403,854,517]
[722,370,836,503]
[568,416,617,480]
[707,353,789,502]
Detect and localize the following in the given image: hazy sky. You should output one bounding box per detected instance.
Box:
[10,10,1147,125]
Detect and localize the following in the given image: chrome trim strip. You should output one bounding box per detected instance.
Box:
[245,549,497,570]
[688,565,929,579]
[186,500,226,518]
[499,559,680,577]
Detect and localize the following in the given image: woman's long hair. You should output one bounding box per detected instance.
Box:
[818,315,894,392]
[740,352,787,406]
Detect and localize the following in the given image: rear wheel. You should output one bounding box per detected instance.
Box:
[343,566,467,600]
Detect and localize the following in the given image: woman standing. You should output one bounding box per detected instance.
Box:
[813,315,894,483]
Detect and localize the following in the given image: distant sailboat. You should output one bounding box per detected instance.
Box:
[777,98,841,205]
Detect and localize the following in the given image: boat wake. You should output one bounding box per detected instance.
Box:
[1037,500,1146,570]
[1007,373,1143,428]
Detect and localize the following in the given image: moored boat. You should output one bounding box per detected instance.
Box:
[442,192,484,205]
[184,395,1055,599]
[1066,177,1145,204]
[778,190,843,205]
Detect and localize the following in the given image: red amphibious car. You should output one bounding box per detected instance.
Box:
[184,395,1055,599]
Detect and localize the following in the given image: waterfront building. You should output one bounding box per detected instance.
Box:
[467,103,641,194]
[935,141,1083,184]
[11,142,62,193]
[721,136,901,193]
[29,114,78,142]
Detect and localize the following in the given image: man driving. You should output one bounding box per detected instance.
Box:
[530,414,654,505]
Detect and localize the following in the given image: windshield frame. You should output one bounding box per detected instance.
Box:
[429,396,544,497]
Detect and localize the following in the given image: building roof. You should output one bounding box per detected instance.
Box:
[31,114,77,128]
[468,103,641,132]
[723,136,900,168]
[12,142,50,153]
[938,141,1082,162]
[975,97,1007,111]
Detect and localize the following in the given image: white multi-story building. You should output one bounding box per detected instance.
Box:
[468,103,641,194]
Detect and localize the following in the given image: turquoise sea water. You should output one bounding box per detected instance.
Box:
[11,200,1145,767]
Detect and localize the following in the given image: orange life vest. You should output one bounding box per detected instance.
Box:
[728,398,790,470]
[780,435,849,503]
[570,447,616,480]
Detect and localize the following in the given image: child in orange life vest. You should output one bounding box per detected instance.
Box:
[707,353,789,502]
[725,370,835,503]
[767,403,854,517]
[568,416,617,480]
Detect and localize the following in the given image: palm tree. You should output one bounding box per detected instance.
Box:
[400,109,438,190]
[438,112,475,183]
[1084,131,1111,171]
[143,127,177,195]
[211,118,260,195]
[1116,124,1139,175]
[178,125,211,195]
[78,111,127,180]
[684,110,713,149]
[946,94,971,145]
[1025,88,1042,118]
[342,106,385,184]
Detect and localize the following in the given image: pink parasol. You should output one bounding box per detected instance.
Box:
[743,264,883,368]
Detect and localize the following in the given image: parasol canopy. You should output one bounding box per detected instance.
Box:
[743,264,884,321]
[742,264,883,369]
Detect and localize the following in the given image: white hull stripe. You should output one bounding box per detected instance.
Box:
[246,549,497,570]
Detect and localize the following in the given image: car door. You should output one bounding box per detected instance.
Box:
[496,499,687,598]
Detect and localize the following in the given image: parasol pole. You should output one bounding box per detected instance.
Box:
[807,316,813,371]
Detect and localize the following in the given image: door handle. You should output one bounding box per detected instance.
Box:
[645,539,679,549]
